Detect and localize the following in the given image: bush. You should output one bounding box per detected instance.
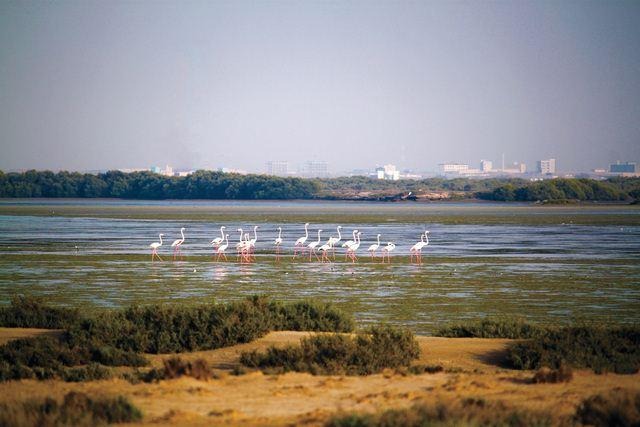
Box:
[326,398,554,427]
[64,296,354,355]
[240,325,420,375]
[0,392,141,426]
[532,364,573,383]
[0,296,354,382]
[507,325,640,374]
[144,357,212,382]
[270,300,355,333]
[435,318,545,339]
[0,295,80,329]
[575,389,640,426]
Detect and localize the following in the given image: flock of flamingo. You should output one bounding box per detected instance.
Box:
[149,223,430,264]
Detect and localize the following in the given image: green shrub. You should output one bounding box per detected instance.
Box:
[507,325,640,374]
[435,318,545,339]
[241,325,420,375]
[270,300,355,333]
[575,389,640,426]
[60,363,113,382]
[0,392,141,426]
[0,295,80,329]
[0,296,354,382]
[326,398,554,426]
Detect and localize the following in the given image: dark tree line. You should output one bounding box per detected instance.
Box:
[1,170,638,202]
[0,170,319,200]
[477,178,640,202]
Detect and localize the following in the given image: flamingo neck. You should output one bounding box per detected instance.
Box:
[220,227,225,239]
[278,228,282,239]
[337,227,341,239]
[181,229,185,240]
[253,227,258,241]
[377,235,380,245]
[317,231,321,243]
[159,234,163,245]
[425,234,429,245]
[304,223,309,238]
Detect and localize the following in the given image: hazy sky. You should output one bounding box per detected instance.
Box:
[1,0,639,174]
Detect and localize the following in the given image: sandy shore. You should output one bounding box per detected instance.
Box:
[1,328,638,425]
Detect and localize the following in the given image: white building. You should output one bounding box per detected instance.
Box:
[537,159,556,174]
[480,160,493,172]
[266,161,289,176]
[439,163,469,174]
[300,161,329,178]
[376,164,400,180]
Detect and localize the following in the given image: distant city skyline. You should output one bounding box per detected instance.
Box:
[1,1,639,173]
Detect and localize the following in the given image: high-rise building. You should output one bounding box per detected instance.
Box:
[266,161,289,176]
[537,158,556,174]
[610,161,636,174]
[480,160,493,172]
[300,161,329,178]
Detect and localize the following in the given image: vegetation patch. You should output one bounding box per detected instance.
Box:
[240,325,420,375]
[325,398,556,427]
[575,389,640,426]
[0,295,354,382]
[0,391,142,426]
[507,325,640,374]
[144,357,212,382]
[0,295,80,329]
[532,365,573,384]
[435,318,546,339]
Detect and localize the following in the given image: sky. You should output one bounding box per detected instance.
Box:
[1,0,639,174]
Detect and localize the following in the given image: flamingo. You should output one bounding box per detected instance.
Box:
[149,233,164,262]
[381,242,396,264]
[248,225,259,261]
[236,228,248,261]
[294,222,310,258]
[341,229,358,260]
[346,231,361,263]
[307,229,322,261]
[410,231,429,264]
[318,241,332,263]
[216,234,230,262]
[368,234,381,259]
[274,227,283,261]
[326,225,342,260]
[171,227,186,260]
[210,226,226,248]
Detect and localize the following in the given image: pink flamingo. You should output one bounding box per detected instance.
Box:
[274,227,283,261]
[149,233,164,262]
[216,234,230,261]
[346,231,361,263]
[410,231,429,264]
[341,229,358,260]
[326,225,342,260]
[247,226,259,261]
[381,242,396,264]
[318,241,333,263]
[368,234,381,259]
[171,227,186,260]
[307,229,322,261]
[210,226,226,248]
[293,222,310,258]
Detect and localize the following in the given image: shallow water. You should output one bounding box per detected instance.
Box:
[0,200,639,334]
